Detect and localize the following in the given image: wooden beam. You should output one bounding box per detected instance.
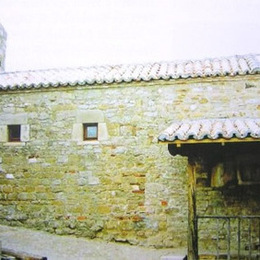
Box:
[159,137,260,146]
[187,163,198,260]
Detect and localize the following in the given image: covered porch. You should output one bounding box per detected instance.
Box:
[159,118,260,259]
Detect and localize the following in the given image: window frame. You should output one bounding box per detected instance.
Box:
[83,123,98,141]
[8,124,21,142]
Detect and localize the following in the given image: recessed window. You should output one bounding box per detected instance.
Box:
[83,123,98,140]
[8,125,21,142]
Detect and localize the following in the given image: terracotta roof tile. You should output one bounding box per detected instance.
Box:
[0,54,260,90]
[158,118,260,142]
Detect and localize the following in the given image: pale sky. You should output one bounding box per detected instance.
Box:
[0,0,260,72]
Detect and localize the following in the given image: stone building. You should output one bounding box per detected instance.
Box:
[0,24,260,258]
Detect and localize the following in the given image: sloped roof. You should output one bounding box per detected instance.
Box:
[0,54,260,90]
[158,118,260,143]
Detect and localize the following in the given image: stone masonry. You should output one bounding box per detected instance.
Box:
[0,74,260,250]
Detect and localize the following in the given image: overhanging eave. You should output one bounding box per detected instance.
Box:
[159,137,260,147]
[158,117,260,147]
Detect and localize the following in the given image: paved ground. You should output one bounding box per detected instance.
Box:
[0,225,186,260]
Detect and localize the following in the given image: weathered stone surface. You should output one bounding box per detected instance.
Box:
[0,125,7,142]
[0,113,28,125]
[0,75,259,250]
[76,110,104,123]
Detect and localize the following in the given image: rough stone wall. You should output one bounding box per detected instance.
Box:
[0,75,259,248]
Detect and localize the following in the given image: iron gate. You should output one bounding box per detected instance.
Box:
[197,216,260,259]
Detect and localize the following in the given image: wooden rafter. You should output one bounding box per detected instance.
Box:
[159,137,260,147]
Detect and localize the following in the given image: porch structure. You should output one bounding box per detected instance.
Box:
[159,118,260,259]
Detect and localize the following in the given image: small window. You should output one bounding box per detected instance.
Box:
[8,125,21,142]
[83,123,98,140]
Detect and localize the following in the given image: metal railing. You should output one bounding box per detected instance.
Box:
[197,215,260,259]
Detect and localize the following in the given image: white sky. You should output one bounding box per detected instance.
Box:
[0,0,260,72]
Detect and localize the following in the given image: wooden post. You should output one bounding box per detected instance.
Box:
[187,163,198,259]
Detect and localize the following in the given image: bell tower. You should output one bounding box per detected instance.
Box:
[0,23,7,71]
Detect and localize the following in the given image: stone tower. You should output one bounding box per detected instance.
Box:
[0,23,7,71]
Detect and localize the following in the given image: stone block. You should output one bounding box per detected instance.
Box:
[120,125,134,136]
[0,113,28,125]
[72,123,83,141]
[56,110,76,120]
[2,185,13,193]
[97,205,111,214]
[21,124,30,142]
[77,177,87,186]
[76,110,104,123]
[98,122,108,141]
[28,157,37,164]
[18,192,36,201]
[5,174,14,179]
[107,123,120,136]
[0,125,7,142]
[88,175,100,185]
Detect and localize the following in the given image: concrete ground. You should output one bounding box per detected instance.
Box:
[0,225,186,260]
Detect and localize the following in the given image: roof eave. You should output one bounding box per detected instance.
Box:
[158,137,260,147]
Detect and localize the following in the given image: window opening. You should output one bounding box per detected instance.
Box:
[8,125,21,142]
[83,123,98,140]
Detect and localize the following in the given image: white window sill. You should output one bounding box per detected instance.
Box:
[3,142,26,146]
[77,140,100,145]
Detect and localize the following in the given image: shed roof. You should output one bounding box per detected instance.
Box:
[158,118,260,145]
[0,54,260,91]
